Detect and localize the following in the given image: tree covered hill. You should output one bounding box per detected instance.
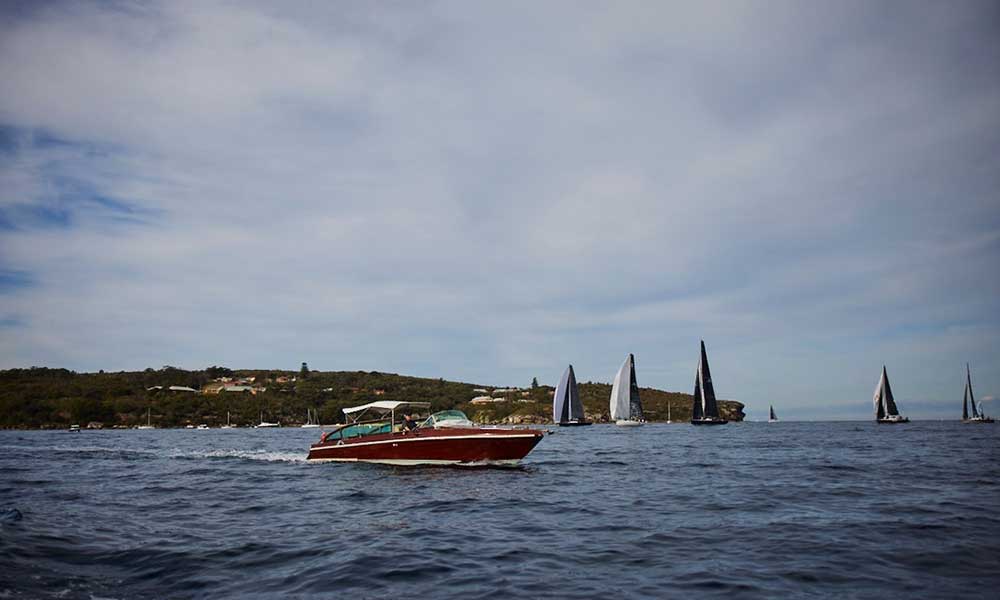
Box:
[0,367,744,428]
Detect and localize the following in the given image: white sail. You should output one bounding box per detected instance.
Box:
[609,355,632,421]
[872,369,885,419]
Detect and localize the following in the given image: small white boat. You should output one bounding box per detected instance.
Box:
[221,411,235,429]
[610,354,645,427]
[197,424,210,430]
[68,424,81,433]
[137,407,155,430]
[256,411,280,428]
[301,408,320,428]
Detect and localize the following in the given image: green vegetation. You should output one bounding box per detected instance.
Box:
[0,367,744,429]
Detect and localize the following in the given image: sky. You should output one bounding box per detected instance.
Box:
[1,1,998,420]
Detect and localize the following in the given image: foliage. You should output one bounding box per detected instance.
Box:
[0,367,744,428]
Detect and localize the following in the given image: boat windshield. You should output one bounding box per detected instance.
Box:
[324,422,392,441]
[421,410,474,428]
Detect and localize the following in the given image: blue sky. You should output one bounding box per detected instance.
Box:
[1,1,998,420]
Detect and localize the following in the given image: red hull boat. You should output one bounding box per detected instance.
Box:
[307,402,544,466]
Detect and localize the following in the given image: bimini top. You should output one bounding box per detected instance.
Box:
[342,400,431,417]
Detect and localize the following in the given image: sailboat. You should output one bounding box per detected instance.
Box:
[691,340,728,425]
[610,354,644,426]
[873,366,909,423]
[666,400,672,424]
[137,407,155,430]
[553,365,591,426]
[301,408,321,428]
[768,405,778,423]
[962,364,994,423]
[221,411,235,429]
[256,411,280,428]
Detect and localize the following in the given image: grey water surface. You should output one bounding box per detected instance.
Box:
[1,422,998,599]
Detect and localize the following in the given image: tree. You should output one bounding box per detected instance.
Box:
[531,377,539,389]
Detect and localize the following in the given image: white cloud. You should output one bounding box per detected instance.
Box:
[1,1,998,417]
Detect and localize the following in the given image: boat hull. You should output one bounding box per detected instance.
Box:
[558,420,592,427]
[615,420,643,427]
[876,418,909,424]
[307,427,544,465]
[691,419,728,426]
[962,418,994,424]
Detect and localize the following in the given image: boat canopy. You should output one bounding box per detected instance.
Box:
[342,401,431,422]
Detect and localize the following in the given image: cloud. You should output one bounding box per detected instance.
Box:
[0,1,998,418]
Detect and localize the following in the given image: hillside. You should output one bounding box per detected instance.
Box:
[0,367,744,428]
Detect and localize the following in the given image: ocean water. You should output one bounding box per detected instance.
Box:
[1,422,998,599]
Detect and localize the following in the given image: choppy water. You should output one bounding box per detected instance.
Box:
[2,422,998,599]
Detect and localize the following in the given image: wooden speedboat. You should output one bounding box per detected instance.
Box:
[307,401,544,466]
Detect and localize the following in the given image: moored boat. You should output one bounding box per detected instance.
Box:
[301,408,321,428]
[553,365,591,426]
[691,340,728,425]
[962,364,994,423]
[874,366,909,424]
[307,401,544,466]
[256,411,280,428]
[137,407,155,430]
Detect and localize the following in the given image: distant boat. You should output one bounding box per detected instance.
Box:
[691,340,728,425]
[68,424,80,433]
[553,365,591,426]
[301,408,321,428]
[256,411,280,428]
[610,354,644,426]
[666,399,672,424]
[768,405,778,423]
[874,366,909,424]
[221,411,235,429]
[196,424,210,430]
[137,407,155,430]
[962,364,994,423]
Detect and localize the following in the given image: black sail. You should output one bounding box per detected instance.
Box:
[700,341,720,418]
[628,355,644,421]
[769,405,776,421]
[882,368,899,417]
[567,365,584,421]
[967,365,979,419]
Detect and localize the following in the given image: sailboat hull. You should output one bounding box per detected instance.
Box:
[876,418,909,424]
[557,420,593,427]
[962,417,994,424]
[691,419,728,426]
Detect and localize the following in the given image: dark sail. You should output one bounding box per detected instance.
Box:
[966,364,979,419]
[553,364,582,423]
[769,405,776,421]
[700,341,720,418]
[882,368,899,417]
[628,354,644,420]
